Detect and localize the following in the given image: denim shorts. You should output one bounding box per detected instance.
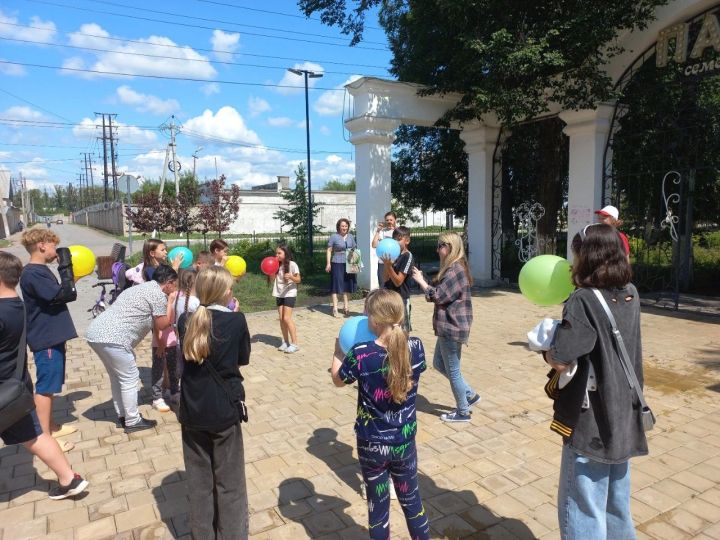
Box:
[0,410,43,445]
[275,297,296,308]
[34,344,67,394]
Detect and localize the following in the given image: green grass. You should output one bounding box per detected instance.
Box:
[0,239,11,248]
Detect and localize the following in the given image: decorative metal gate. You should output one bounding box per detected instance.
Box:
[603,3,720,309]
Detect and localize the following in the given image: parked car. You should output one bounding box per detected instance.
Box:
[56,219,63,224]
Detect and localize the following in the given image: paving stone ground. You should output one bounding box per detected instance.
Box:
[1,289,719,540]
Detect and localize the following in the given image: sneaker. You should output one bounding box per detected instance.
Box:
[467,393,481,408]
[277,342,288,352]
[153,398,170,412]
[48,474,89,500]
[124,416,158,434]
[440,411,471,423]
[285,344,299,354]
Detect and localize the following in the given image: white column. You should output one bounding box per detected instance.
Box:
[559,105,615,261]
[460,124,501,285]
[346,117,399,290]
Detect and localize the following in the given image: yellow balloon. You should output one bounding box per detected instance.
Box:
[224,255,247,277]
[68,245,96,279]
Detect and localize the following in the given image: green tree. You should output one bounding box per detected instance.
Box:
[274,163,321,246]
[133,170,199,204]
[391,126,468,218]
[323,178,356,191]
[300,0,667,124]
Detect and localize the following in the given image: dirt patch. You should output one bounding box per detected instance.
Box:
[644,364,717,394]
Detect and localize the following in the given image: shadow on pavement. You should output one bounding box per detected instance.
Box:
[151,470,189,538]
[304,427,536,539]
[416,394,454,417]
[250,333,283,347]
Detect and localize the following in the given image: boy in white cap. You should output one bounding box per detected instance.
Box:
[595,205,630,256]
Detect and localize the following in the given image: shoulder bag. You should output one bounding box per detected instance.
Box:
[345,242,363,274]
[592,289,655,431]
[204,358,248,423]
[0,307,36,433]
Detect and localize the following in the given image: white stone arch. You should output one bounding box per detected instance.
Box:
[344,0,716,286]
[345,78,500,289]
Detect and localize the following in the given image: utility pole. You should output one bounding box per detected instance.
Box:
[83,152,95,205]
[158,115,181,201]
[108,114,119,200]
[96,113,110,202]
[77,173,84,209]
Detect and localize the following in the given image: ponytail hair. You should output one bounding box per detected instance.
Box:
[175,268,197,321]
[182,266,234,364]
[366,289,412,404]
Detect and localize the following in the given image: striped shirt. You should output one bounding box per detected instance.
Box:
[425,262,473,343]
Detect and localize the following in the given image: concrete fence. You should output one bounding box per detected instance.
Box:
[0,207,23,239]
[72,202,127,235]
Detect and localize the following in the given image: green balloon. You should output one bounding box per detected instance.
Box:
[519,255,575,306]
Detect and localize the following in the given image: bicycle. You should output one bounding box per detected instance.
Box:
[89,281,115,317]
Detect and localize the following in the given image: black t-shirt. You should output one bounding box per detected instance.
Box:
[19,264,77,351]
[0,297,31,388]
[384,250,414,299]
[178,309,251,432]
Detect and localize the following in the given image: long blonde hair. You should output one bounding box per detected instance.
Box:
[366,289,412,404]
[182,266,234,364]
[436,232,473,285]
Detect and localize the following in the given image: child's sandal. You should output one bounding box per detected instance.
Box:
[332,308,339,318]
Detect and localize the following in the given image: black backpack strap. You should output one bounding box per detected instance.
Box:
[15,305,27,380]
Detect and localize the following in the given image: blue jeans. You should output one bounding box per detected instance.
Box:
[433,337,475,415]
[558,445,635,540]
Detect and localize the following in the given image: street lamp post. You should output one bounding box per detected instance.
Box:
[288,67,323,260]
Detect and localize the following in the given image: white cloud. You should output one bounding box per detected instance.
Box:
[211,30,240,62]
[183,106,261,145]
[276,62,324,95]
[1,106,45,121]
[314,75,361,116]
[267,117,294,127]
[116,85,180,115]
[0,60,25,76]
[72,117,157,145]
[201,83,220,96]
[319,125,331,136]
[66,23,216,79]
[248,96,271,117]
[0,10,57,43]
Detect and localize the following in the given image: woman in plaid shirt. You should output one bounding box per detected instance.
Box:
[412,232,480,422]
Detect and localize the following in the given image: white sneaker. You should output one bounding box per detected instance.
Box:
[285,344,299,354]
[153,398,170,412]
[277,342,288,352]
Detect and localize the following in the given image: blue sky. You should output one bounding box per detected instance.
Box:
[0,0,393,193]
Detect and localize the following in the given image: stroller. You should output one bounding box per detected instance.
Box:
[89,243,131,317]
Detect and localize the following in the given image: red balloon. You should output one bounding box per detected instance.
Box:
[260,256,280,276]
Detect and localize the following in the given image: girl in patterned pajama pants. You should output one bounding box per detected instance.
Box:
[331,289,430,540]
[358,439,429,540]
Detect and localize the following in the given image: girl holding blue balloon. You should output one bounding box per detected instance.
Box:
[411,232,480,423]
[330,289,429,540]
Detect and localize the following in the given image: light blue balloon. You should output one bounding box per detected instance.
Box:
[339,316,378,354]
[376,238,401,262]
[168,246,193,269]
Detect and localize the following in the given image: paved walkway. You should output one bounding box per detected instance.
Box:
[0,290,719,539]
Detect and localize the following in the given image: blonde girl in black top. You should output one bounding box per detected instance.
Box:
[179,266,250,540]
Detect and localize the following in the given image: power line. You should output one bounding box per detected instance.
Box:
[0,88,75,122]
[87,0,387,45]
[0,20,389,69]
[0,36,385,77]
[0,59,350,90]
[26,0,387,51]
[193,0,383,31]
